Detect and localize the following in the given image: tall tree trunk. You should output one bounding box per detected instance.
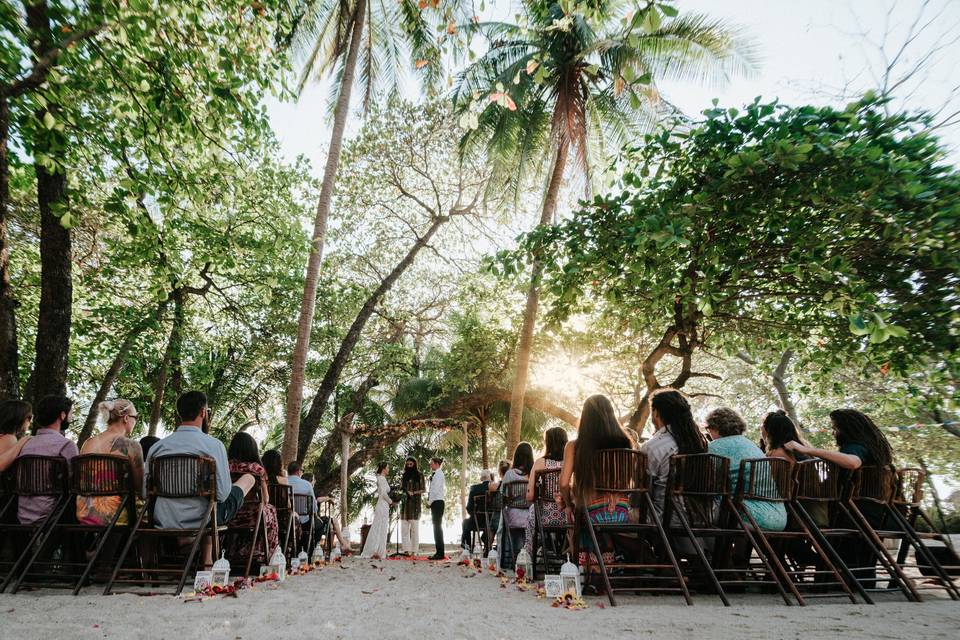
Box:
[26,1,71,405]
[148,290,183,436]
[771,349,801,428]
[295,213,450,461]
[505,137,570,456]
[0,96,19,400]
[78,301,168,445]
[479,410,489,470]
[282,0,368,465]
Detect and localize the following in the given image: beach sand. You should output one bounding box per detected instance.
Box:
[2,557,958,640]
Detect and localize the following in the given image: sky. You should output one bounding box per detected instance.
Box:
[265,0,960,173]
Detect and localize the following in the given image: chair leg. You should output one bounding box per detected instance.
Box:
[176,507,213,596]
[734,502,802,606]
[5,497,71,594]
[842,502,920,602]
[888,506,960,600]
[581,509,615,606]
[670,496,729,606]
[785,502,858,604]
[645,494,692,605]
[73,497,129,595]
[104,502,150,595]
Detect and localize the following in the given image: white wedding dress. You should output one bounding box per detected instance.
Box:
[360,475,392,559]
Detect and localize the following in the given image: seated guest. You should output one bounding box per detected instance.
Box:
[262,449,288,485]
[226,431,279,564]
[761,410,808,462]
[487,459,510,492]
[523,426,568,555]
[17,396,79,524]
[559,394,632,565]
[705,407,787,531]
[77,399,145,525]
[785,409,896,587]
[290,467,349,551]
[139,435,160,461]
[461,469,493,550]
[145,391,254,534]
[499,442,534,567]
[640,389,708,517]
[0,399,32,471]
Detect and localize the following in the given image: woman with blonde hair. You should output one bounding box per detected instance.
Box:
[77,399,144,525]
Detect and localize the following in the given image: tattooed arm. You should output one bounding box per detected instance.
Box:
[111,436,145,491]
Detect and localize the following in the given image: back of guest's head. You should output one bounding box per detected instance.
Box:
[287,461,303,476]
[829,409,894,466]
[480,469,493,482]
[0,399,32,436]
[35,395,73,428]
[497,460,510,478]
[543,426,568,462]
[649,389,706,455]
[139,435,160,459]
[511,442,534,475]
[98,398,137,425]
[262,449,284,481]
[705,407,747,438]
[431,456,444,466]
[573,394,631,505]
[176,391,207,423]
[227,431,261,464]
[761,410,805,452]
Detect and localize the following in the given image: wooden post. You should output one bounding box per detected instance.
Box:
[460,422,468,521]
[341,427,351,534]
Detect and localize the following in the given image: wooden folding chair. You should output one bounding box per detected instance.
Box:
[847,465,958,601]
[104,454,222,596]
[664,453,792,606]
[468,493,491,555]
[293,493,315,555]
[734,457,859,605]
[8,454,137,594]
[531,467,571,579]
[572,449,690,606]
[317,498,335,556]
[0,455,71,592]
[482,490,502,555]
[894,468,959,584]
[499,479,530,569]
[222,471,270,577]
[269,483,296,560]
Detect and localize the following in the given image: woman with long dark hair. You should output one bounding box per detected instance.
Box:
[640,389,707,515]
[361,461,395,559]
[262,449,287,485]
[0,400,32,472]
[226,431,279,566]
[498,441,534,566]
[558,395,632,565]
[761,410,808,461]
[522,427,569,555]
[399,457,424,555]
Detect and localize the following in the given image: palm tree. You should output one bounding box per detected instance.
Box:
[454,1,757,455]
[281,0,469,463]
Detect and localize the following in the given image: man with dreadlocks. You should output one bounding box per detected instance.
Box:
[786,409,896,588]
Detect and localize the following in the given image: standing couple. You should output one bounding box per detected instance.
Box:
[360,456,446,560]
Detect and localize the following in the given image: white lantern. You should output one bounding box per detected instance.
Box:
[487,548,498,571]
[514,547,533,582]
[560,555,581,597]
[298,549,309,568]
[269,546,287,581]
[329,539,342,563]
[211,552,230,587]
[471,543,482,569]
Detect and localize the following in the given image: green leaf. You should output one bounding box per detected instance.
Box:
[43,111,55,130]
[660,4,679,18]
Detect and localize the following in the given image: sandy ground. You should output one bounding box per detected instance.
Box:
[2,557,958,640]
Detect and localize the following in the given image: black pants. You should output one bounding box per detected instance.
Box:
[431,500,445,557]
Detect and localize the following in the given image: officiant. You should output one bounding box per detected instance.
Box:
[399,457,424,556]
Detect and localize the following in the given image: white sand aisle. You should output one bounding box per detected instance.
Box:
[2,558,959,640]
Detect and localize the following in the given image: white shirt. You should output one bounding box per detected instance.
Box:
[640,426,678,517]
[427,468,445,503]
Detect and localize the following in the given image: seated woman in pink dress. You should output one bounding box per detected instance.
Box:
[226,432,280,565]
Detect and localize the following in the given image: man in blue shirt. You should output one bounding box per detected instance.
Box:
[144,391,254,531]
[288,462,349,551]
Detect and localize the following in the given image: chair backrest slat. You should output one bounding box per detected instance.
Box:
[535,468,562,504]
[668,453,730,497]
[269,483,293,513]
[738,457,793,502]
[15,455,70,496]
[853,466,898,504]
[895,467,924,507]
[72,454,132,497]
[292,493,313,516]
[594,448,649,495]
[793,458,843,501]
[502,479,529,509]
[149,455,216,499]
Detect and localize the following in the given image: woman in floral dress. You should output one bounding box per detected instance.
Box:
[226,432,280,565]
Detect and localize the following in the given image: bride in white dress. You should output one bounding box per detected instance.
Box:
[360,462,395,559]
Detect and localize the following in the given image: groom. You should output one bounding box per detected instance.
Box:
[427,457,445,560]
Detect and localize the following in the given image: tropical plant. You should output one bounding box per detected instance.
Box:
[453,0,757,453]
